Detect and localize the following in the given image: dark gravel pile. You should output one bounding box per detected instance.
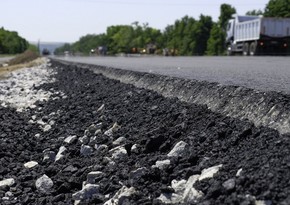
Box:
[1,60,290,205]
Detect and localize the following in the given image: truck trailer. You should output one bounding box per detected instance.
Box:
[226,15,290,56]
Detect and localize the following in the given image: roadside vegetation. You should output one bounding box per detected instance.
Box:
[0,48,42,79]
[0,27,29,54]
[55,0,290,56]
[8,49,39,66]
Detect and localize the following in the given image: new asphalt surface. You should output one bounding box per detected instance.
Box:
[54,56,290,95]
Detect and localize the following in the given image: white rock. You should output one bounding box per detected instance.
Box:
[104,186,136,205]
[49,120,55,126]
[97,104,105,112]
[104,122,121,137]
[152,159,171,170]
[2,196,9,201]
[43,124,52,132]
[87,171,104,184]
[236,168,243,177]
[222,178,235,191]
[167,141,188,157]
[55,146,67,162]
[131,144,138,152]
[112,137,126,146]
[183,175,203,202]
[0,178,15,188]
[35,175,53,193]
[255,200,271,205]
[72,184,99,201]
[158,164,223,204]
[0,61,59,112]
[35,133,41,138]
[64,135,78,144]
[80,145,93,156]
[158,175,202,204]
[74,200,81,205]
[37,119,46,126]
[94,129,102,135]
[5,191,13,197]
[199,164,223,181]
[24,161,38,169]
[171,179,187,194]
[110,146,127,160]
[28,119,35,124]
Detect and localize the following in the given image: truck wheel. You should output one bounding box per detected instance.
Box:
[250,42,257,56]
[243,43,249,56]
[227,46,233,56]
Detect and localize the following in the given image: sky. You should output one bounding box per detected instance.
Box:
[0,0,269,43]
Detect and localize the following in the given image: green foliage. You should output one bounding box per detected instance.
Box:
[54,34,108,55]
[106,23,162,54]
[219,4,237,30]
[27,44,39,53]
[194,15,214,55]
[264,0,290,17]
[0,27,28,54]
[206,24,225,55]
[206,4,236,55]
[246,9,264,16]
[107,25,134,53]
[54,43,72,55]
[163,16,197,55]
[55,22,163,55]
[55,3,264,56]
[74,34,108,54]
[162,15,213,55]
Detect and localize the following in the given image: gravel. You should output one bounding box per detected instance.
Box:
[0,59,290,204]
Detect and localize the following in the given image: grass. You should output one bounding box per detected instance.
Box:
[0,50,44,79]
[8,50,39,66]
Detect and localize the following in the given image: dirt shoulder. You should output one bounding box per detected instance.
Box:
[0,57,46,79]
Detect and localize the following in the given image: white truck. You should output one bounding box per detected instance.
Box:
[226,15,290,55]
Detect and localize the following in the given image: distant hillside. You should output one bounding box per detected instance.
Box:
[30,41,67,55]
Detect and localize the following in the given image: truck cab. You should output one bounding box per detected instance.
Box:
[226,19,235,44]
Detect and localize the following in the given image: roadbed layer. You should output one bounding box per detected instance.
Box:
[0,59,289,204]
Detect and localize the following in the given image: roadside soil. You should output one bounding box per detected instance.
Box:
[0,58,45,79]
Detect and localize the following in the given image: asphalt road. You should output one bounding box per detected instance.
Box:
[55,56,290,95]
[0,56,13,64]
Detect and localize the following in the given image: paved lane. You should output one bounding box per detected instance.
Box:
[0,57,13,64]
[55,56,290,94]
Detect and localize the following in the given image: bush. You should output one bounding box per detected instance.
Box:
[8,49,39,66]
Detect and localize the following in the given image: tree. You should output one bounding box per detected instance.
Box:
[246,9,264,16]
[206,4,236,55]
[54,43,72,55]
[206,23,225,55]
[193,15,213,55]
[264,0,290,17]
[219,4,237,30]
[0,27,28,54]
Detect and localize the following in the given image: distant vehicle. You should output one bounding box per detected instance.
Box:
[42,48,50,55]
[226,15,290,55]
